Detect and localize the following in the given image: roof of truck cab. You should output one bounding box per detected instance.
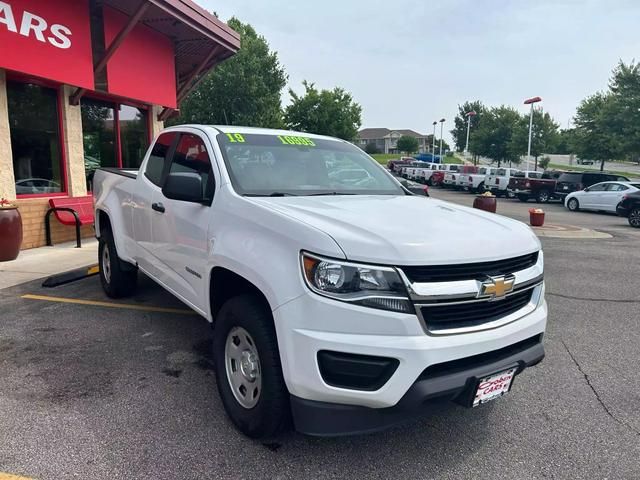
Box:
[207,125,343,141]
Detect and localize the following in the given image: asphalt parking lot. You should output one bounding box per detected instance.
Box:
[1,189,639,480]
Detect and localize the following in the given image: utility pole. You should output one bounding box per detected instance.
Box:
[432,121,437,161]
[439,118,445,162]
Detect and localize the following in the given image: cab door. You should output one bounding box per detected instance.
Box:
[601,183,629,212]
[149,131,217,313]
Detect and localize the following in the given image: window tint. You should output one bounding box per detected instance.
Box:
[558,173,582,183]
[120,105,149,169]
[81,98,116,191]
[169,134,214,201]
[513,171,525,177]
[496,168,506,176]
[145,132,176,186]
[448,165,459,172]
[478,168,487,174]
[587,183,607,192]
[606,183,628,191]
[7,81,63,196]
[529,172,543,179]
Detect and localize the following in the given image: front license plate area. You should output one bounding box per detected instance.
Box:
[473,368,517,407]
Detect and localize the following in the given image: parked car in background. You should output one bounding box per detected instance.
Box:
[555,172,630,200]
[485,168,522,197]
[565,181,640,213]
[15,178,61,195]
[453,165,480,190]
[387,157,413,173]
[509,170,565,203]
[616,190,640,228]
[576,158,595,165]
[507,171,544,200]
[461,166,496,193]
[442,165,467,188]
[431,164,460,187]
[404,162,433,181]
[415,163,439,184]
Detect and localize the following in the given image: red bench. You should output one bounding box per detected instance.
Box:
[45,196,94,248]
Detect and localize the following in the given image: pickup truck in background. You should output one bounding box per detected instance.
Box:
[430,164,460,187]
[486,168,522,197]
[415,163,439,184]
[93,125,547,438]
[387,157,413,173]
[444,165,477,189]
[508,170,564,203]
[463,166,497,193]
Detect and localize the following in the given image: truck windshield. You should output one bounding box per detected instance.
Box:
[217,132,405,196]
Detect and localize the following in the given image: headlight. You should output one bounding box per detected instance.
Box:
[301,252,414,313]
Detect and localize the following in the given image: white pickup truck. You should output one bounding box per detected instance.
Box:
[93,125,547,438]
[463,166,497,193]
[486,168,522,197]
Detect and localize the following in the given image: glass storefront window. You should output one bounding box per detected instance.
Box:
[7,81,64,196]
[81,99,116,190]
[119,104,148,169]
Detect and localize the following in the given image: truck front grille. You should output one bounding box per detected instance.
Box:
[420,289,534,332]
[402,252,538,283]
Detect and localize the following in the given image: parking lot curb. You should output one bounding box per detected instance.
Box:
[42,264,99,288]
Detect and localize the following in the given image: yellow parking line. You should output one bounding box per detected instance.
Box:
[21,294,197,315]
[0,473,34,480]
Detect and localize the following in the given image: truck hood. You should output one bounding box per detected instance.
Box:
[249,195,540,265]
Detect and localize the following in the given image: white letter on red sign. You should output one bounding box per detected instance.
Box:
[19,11,47,42]
[49,23,71,49]
[0,1,17,33]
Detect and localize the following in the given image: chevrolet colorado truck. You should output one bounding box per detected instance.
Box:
[93,126,547,438]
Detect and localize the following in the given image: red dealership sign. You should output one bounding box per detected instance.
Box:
[0,0,94,89]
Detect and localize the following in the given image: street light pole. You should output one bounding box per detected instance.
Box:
[432,121,437,161]
[464,111,477,163]
[439,118,445,163]
[524,96,542,171]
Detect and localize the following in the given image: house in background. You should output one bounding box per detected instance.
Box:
[355,128,429,154]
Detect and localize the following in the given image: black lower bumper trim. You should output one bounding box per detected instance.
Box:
[291,339,544,436]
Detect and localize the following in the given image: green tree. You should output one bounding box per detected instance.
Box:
[471,106,521,167]
[607,60,640,162]
[396,135,419,153]
[171,18,287,128]
[556,128,577,154]
[572,92,617,171]
[284,81,362,140]
[364,143,379,154]
[539,156,551,170]
[451,100,485,152]
[508,109,560,169]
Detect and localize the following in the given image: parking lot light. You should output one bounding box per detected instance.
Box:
[432,121,437,160]
[524,96,542,171]
[465,111,477,160]
[439,118,446,163]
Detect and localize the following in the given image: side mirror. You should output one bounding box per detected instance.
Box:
[163,172,206,203]
[583,187,589,191]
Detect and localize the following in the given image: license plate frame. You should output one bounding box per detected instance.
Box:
[472,368,517,407]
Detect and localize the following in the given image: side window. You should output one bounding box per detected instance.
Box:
[145,132,177,186]
[607,184,628,192]
[588,183,607,192]
[169,133,215,201]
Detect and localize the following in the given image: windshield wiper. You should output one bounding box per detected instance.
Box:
[243,192,298,197]
[306,192,357,196]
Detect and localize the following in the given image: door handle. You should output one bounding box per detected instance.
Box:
[152,202,165,213]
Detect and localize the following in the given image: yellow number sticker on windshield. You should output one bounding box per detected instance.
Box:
[226,133,245,143]
[277,135,316,147]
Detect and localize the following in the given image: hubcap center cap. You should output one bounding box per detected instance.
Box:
[239,350,258,381]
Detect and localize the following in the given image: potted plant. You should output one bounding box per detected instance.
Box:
[473,190,497,213]
[0,198,23,262]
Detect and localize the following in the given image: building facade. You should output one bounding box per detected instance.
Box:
[355,128,429,154]
[0,0,239,249]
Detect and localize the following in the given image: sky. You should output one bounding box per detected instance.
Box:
[199,0,640,142]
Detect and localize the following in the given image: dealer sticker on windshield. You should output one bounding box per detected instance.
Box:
[473,368,517,407]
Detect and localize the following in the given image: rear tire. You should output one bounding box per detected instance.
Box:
[629,207,640,228]
[98,229,137,298]
[567,198,580,212]
[213,294,289,439]
[536,190,550,203]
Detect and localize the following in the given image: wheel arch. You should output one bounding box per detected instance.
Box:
[209,267,272,323]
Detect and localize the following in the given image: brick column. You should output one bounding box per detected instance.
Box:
[0,69,16,200]
[60,85,87,197]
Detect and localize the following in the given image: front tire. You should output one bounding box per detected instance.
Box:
[213,294,289,439]
[567,198,580,211]
[98,229,137,298]
[628,207,640,228]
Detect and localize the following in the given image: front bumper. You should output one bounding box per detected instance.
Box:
[273,289,547,433]
[291,333,544,436]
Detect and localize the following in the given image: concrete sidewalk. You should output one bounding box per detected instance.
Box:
[0,239,98,290]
